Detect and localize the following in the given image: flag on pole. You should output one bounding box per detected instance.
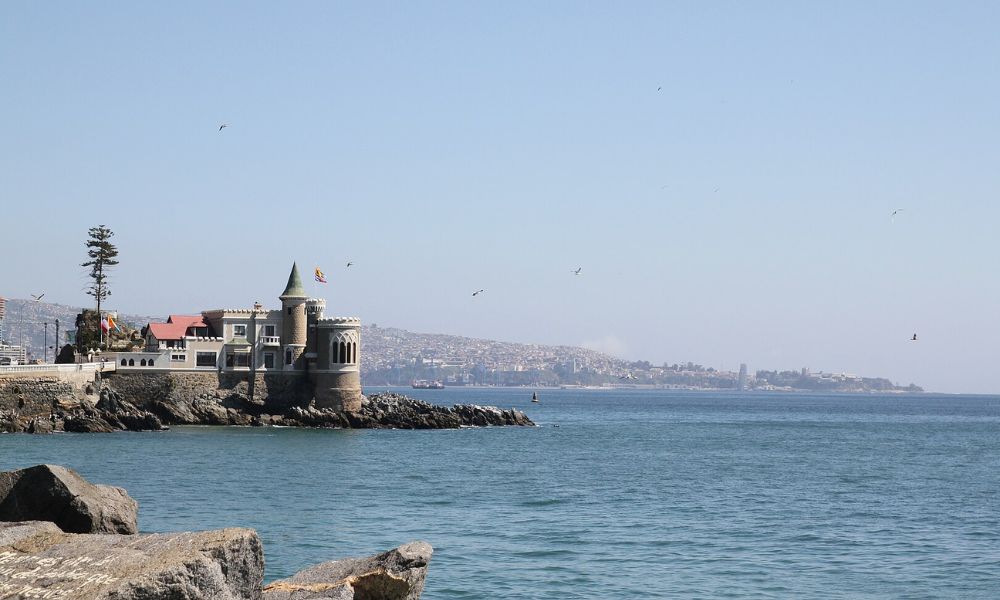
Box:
[100,317,110,332]
[314,267,327,284]
[107,314,118,332]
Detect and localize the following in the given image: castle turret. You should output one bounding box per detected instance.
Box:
[279,262,308,370]
[311,316,362,412]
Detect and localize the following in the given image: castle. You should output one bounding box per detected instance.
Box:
[112,263,362,412]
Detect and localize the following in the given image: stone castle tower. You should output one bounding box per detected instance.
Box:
[278,262,362,412]
[279,263,309,370]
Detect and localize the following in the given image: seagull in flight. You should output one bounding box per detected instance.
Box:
[30,293,44,301]
[910,333,918,341]
[891,208,904,222]
[218,123,228,131]
[657,86,662,92]
[346,261,354,268]
[572,267,582,276]
[472,289,485,297]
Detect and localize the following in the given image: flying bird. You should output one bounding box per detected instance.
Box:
[218,123,228,131]
[30,293,44,301]
[891,208,904,222]
[572,267,582,275]
[657,86,662,92]
[911,333,918,341]
[472,289,485,297]
[346,261,354,268]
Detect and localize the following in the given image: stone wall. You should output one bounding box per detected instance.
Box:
[312,371,363,412]
[0,376,93,419]
[106,370,314,410]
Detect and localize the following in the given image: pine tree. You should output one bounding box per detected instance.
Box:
[81,225,119,337]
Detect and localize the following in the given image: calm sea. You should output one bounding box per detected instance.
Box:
[2,389,1000,598]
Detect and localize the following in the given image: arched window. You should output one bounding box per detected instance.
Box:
[128,359,135,366]
[351,342,357,363]
[148,359,154,367]
[339,342,347,364]
[140,359,147,366]
[121,359,127,366]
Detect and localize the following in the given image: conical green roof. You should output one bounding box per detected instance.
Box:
[280,262,307,298]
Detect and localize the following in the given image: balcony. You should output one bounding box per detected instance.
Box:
[260,336,281,346]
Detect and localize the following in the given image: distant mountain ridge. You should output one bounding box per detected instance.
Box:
[0,299,922,392]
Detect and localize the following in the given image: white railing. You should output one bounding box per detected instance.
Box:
[259,336,281,345]
[0,363,107,375]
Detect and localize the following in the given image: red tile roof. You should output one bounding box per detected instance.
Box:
[147,315,207,340]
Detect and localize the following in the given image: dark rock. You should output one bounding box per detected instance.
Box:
[0,521,263,600]
[63,414,117,433]
[95,389,167,431]
[26,417,53,434]
[0,464,138,534]
[263,541,433,600]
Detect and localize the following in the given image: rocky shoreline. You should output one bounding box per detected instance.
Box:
[0,465,431,599]
[1,389,533,434]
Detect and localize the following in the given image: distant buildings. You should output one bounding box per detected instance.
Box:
[737,363,748,391]
[0,296,28,365]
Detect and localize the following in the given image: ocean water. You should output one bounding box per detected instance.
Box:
[2,388,1000,598]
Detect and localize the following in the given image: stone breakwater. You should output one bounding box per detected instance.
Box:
[0,465,432,600]
[0,378,534,432]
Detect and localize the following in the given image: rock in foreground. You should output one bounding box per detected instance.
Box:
[264,541,433,600]
[0,464,138,534]
[0,521,263,600]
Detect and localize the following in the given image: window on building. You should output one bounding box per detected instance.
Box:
[196,352,216,367]
[233,324,247,337]
[339,342,347,364]
[285,349,293,365]
[264,324,276,337]
[147,359,155,367]
[121,359,127,366]
[226,353,249,368]
[128,359,135,366]
[263,352,275,369]
[287,307,292,315]
[140,359,146,366]
[171,354,185,362]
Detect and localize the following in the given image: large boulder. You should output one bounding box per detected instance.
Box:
[0,521,263,600]
[263,541,433,600]
[0,464,138,534]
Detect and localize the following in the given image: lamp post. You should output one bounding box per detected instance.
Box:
[247,303,260,402]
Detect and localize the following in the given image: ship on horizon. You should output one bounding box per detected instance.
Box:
[412,379,445,390]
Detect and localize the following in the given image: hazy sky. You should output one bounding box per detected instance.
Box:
[2,2,998,393]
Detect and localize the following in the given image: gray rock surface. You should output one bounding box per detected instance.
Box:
[282,393,534,429]
[263,541,433,600]
[0,521,263,599]
[0,464,139,534]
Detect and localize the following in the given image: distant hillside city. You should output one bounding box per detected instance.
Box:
[1,298,923,393]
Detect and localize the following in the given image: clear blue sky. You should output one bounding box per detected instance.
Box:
[2,2,998,393]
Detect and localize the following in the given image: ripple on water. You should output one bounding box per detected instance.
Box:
[2,390,1000,598]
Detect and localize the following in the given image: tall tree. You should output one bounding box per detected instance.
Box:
[82,225,119,323]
